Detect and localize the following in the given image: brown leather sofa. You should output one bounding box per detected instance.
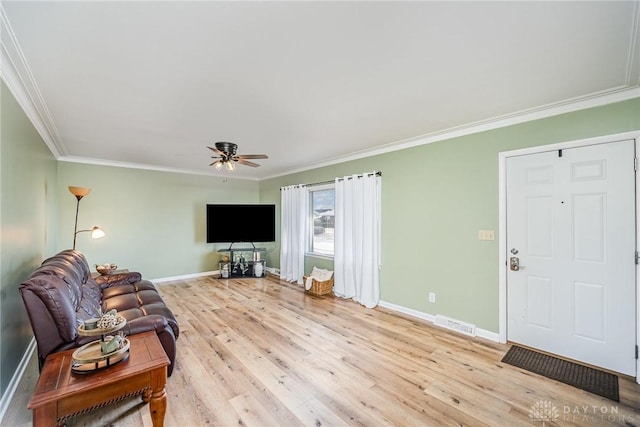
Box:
[20,249,179,376]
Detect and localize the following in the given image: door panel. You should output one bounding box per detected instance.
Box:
[506,140,636,376]
[527,276,553,328]
[574,281,604,341]
[527,196,553,257]
[573,193,605,262]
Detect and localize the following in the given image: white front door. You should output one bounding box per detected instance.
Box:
[506,140,636,376]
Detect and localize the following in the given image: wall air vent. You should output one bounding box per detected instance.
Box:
[434,315,476,337]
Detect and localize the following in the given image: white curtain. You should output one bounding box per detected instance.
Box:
[280,185,307,284]
[334,172,381,308]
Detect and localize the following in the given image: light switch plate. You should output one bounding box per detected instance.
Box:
[478,230,495,241]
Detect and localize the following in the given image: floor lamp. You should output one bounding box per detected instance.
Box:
[69,186,106,250]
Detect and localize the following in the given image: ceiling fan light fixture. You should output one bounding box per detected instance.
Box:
[207,142,267,171]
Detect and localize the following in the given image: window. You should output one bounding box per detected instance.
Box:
[308,185,335,256]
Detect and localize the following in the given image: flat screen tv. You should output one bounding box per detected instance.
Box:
[206,204,276,244]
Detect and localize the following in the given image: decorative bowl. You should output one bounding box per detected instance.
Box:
[96,263,117,275]
[83,318,99,330]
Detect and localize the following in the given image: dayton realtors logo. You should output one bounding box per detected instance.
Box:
[529,400,636,424]
[529,400,560,425]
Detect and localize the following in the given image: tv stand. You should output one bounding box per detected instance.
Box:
[224,241,256,252]
[217,244,266,278]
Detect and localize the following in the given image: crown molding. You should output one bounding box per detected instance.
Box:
[264,86,640,181]
[626,0,640,86]
[0,4,65,158]
[58,155,261,181]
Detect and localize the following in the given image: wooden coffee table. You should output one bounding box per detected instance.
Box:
[28,331,170,427]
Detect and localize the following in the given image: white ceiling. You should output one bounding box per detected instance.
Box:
[2,1,639,180]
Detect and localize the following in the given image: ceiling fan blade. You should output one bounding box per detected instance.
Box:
[236,154,268,159]
[236,158,261,167]
[207,145,225,156]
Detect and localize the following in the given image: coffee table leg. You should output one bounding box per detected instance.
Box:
[149,367,167,427]
[32,402,57,427]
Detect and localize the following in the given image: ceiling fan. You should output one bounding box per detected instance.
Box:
[207,142,268,171]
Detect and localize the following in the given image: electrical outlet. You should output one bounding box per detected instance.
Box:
[428,292,436,303]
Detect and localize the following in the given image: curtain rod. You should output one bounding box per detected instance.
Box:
[281,171,382,190]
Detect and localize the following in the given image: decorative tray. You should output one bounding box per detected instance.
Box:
[78,318,126,337]
[71,337,130,373]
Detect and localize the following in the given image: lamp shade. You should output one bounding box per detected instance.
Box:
[69,185,104,249]
[68,186,91,197]
[90,226,106,239]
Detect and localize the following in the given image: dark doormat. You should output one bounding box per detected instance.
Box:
[501,345,619,402]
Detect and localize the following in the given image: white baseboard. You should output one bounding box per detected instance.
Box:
[0,338,36,424]
[264,266,280,275]
[378,300,436,323]
[378,300,499,342]
[475,326,500,342]
[152,267,279,284]
[151,270,217,283]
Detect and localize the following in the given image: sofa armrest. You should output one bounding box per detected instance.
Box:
[123,314,169,335]
[95,272,143,288]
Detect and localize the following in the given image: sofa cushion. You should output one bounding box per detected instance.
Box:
[21,275,78,342]
[30,262,84,310]
[102,284,135,300]
[117,307,145,320]
[137,289,165,306]
[75,280,103,326]
[103,292,139,312]
[102,281,180,339]
[40,249,90,284]
[53,249,91,283]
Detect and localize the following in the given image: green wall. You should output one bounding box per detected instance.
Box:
[304,255,333,274]
[56,163,267,279]
[0,82,58,397]
[260,98,640,333]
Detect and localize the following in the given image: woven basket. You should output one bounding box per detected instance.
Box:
[303,275,334,296]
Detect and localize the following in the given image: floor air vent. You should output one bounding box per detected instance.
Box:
[434,315,476,337]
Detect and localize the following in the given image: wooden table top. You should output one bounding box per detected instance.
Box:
[28,331,169,409]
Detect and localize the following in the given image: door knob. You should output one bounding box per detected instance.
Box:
[510,256,524,271]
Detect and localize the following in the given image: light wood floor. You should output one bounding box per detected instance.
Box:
[5,275,640,426]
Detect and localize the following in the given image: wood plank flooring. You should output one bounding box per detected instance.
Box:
[5,275,640,426]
